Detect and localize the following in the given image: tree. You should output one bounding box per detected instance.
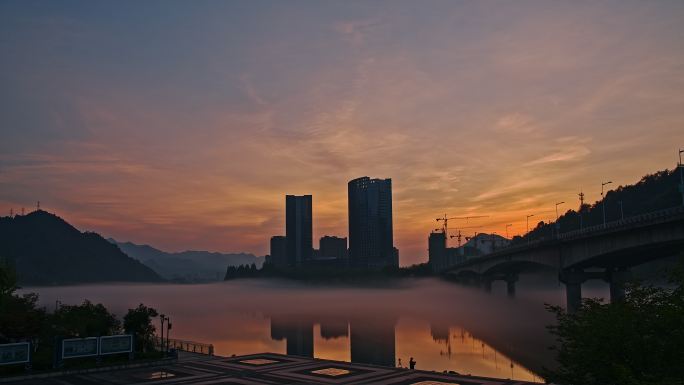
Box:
[0,260,46,344]
[123,304,159,352]
[0,258,18,299]
[52,300,121,338]
[544,265,684,385]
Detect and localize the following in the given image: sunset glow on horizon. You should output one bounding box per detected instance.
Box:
[2,1,684,264]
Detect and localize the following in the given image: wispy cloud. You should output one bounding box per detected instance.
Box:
[1,1,683,263]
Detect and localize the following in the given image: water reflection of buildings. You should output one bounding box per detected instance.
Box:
[269,316,396,367]
[270,316,314,357]
[430,322,452,358]
[350,317,396,367]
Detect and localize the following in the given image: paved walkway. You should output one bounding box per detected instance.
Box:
[2,352,538,385]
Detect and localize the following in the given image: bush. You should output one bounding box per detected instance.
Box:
[124,304,159,352]
[544,266,684,385]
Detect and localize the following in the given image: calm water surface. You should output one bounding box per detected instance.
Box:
[24,277,610,382]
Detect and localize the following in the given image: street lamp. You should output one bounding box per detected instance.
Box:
[601,181,612,226]
[159,314,165,353]
[159,314,171,354]
[166,317,172,353]
[679,149,684,206]
[555,202,565,237]
[526,214,535,234]
[618,201,624,220]
[555,202,565,221]
[505,224,512,239]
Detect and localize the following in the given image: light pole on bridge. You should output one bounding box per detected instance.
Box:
[618,200,624,220]
[526,214,535,234]
[679,148,684,207]
[601,181,612,227]
[555,201,565,236]
[505,223,512,239]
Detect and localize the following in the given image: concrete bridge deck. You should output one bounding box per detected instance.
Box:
[443,206,684,312]
[2,352,539,385]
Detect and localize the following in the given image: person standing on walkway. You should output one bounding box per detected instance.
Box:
[409,357,416,369]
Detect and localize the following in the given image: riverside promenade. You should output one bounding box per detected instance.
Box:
[2,351,539,385]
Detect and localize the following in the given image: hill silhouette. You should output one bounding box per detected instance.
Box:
[111,239,262,282]
[0,210,162,285]
[514,168,683,244]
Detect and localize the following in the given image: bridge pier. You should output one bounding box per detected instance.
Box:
[559,269,585,313]
[482,279,492,293]
[560,268,632,312]
[479,273,517,297]
[505,274,518,298]
[606,268,631,303]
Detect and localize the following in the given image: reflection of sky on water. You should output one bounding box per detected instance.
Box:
[25,277,610,382]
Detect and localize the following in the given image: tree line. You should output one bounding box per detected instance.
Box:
[0,259,161,373]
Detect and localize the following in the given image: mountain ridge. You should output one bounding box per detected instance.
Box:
[110,239,263,282]
[0,210,162,285]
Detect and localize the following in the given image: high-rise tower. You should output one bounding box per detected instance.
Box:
[286,195,312,266]
[348,177,395,268]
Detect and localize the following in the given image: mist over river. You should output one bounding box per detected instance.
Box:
[23,276,612,382]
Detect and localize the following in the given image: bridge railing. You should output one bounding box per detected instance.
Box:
[557,205,684,240]
[154,336,214,355]
[452,206,684,267]
[444,206,684,272]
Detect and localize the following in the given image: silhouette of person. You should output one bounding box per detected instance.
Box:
[409,357,416,369]
[397,358,402,368]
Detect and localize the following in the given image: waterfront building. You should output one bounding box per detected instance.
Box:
[286,195,313,266]
[348,177,396,268]
[270,236,287,268]
[319,235,347,260]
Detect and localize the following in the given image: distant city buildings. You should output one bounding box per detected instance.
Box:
[429,231,510,272]
[319,236,347,260]
[286,195,313,266]
[348,177,396,268]
[270,236,287,268]
[268,176,396,270]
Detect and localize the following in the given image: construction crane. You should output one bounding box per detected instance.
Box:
[435,214,489,236]
[448,225,482,247]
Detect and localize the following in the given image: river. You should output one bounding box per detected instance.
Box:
[22,276,612,382]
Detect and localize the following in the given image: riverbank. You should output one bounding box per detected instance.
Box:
[0,352,543,384]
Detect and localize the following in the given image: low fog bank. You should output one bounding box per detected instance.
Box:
[24,277,567,371]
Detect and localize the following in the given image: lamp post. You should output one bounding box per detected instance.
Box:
[159,314,165,353]
[618,201,624,220]
[505,224,512,239]
[555,201,565,237]
[166,317,172,353]
[601,181,612,227]
[555,202,565,222]
[526,214,535,234]
[679,149,684,206]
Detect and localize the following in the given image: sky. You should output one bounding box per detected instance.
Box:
[1,1,684,265]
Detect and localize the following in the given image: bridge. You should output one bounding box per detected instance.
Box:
[443,206,684,312]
